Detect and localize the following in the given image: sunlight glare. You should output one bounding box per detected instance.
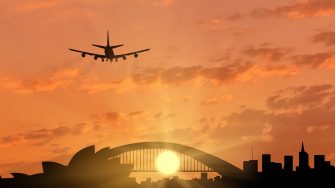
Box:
[156,151,180,175]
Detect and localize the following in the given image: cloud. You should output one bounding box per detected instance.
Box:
[0,123,95,148]
[201,94,234,105]
[0,108,176,148]
[193,110,273,145]
[306,125,329,133]
[196,17,252,35]
[141,126,211,147]
[212,105,335,148]
[129,64,254,86]
[161,96,192,104]
[311,31,335,46]
[242,45,291,61]
[0,62,303,95]
[191,84,335,155]
[51,146,70,154]
[213,108,272,142]
[217,106,335,151]
[0,68,81,94]
[222,84,335,141]
[142,112,176,122]
[263,64,300,76]
[128,111,146,119]
[266,84,335,111]
[0,126,71,147]
[210,50,233,63]
[92,111,172,123]
[242,123,274,143]
[230,0,335,20]
[92,112,126,123]
[291,50,335,69]
[0,110,147,148]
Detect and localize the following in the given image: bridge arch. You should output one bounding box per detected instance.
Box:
[106,142,242,178]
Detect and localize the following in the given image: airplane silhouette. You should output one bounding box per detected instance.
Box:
[69,31,150,62]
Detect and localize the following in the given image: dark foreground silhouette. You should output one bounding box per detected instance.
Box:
[0,142,334,188]
[0,146,136,188]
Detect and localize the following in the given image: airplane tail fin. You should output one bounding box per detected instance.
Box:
[107,30,110,47]
[92,31,123,49]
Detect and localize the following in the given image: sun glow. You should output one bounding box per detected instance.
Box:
[156,151,180,175]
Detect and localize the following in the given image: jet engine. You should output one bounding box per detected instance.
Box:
[94,55,98,60]
[134,53,138,58]
[123,56,127,60]
[82,53,86,57]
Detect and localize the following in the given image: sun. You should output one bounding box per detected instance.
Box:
[156,151,180,175]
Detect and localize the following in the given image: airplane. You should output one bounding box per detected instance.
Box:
[69,31,150,62]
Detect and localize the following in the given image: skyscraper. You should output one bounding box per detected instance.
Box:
[314,155,325,171]
[262,154,271,174]
[243,160,258,174]
[297,142,310,172]
[284,155,293,173]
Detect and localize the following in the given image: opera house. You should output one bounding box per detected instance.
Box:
[0,146,135,188]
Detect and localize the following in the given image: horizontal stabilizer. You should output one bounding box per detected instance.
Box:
[92,44,106,49]
[111,44,124,48]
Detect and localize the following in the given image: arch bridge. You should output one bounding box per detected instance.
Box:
[104,142,242,178]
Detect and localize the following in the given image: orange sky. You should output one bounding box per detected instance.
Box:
[1,0,335,179]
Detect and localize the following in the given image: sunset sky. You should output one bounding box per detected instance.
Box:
[1,0,335,178]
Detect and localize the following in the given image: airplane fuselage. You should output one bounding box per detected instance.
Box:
[105,47,114,59]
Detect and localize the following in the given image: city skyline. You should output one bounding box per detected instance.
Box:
[244,142,335,174]
[1,0,335,179]
[1,141,334,188]
[1,141,334,178]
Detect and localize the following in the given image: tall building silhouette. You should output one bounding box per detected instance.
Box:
[314,155,325,171]
[297,142,310,172]
[284,155,293,173]
[262,154,271,173]
[243,160,258,174]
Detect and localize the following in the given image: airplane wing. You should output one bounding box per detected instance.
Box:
[69,48,105,59]
[114,48,150,58]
